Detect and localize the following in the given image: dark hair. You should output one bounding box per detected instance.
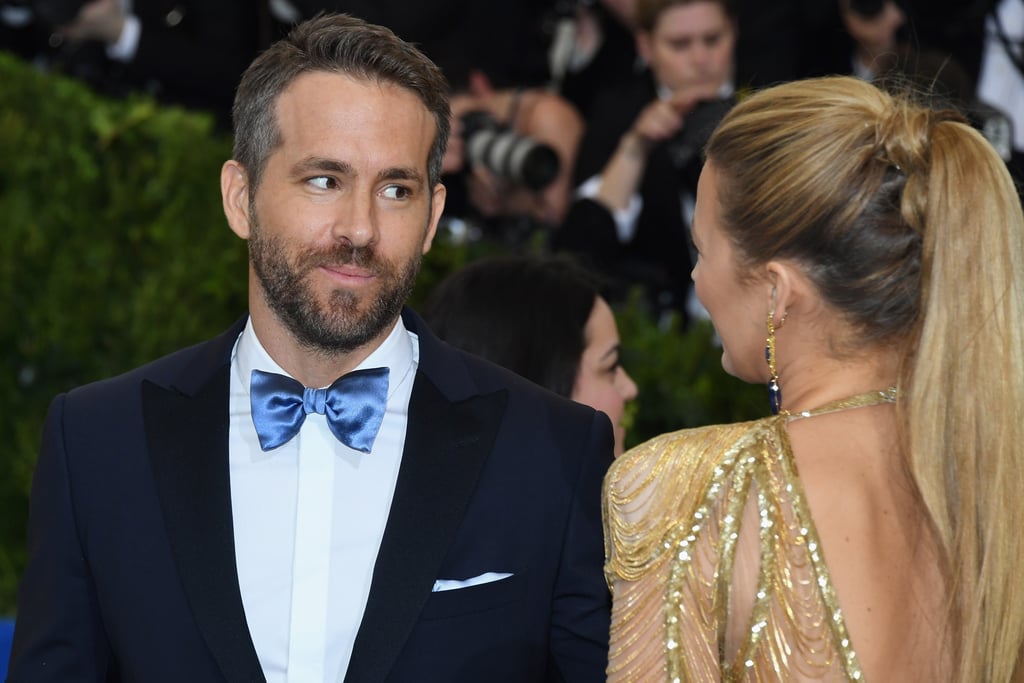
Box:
[634,0,736,33]
[421,254,604,397]
[231,12,451,193]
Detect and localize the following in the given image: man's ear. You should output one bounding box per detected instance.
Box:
[221,160,252,239]
[422,182,447,255]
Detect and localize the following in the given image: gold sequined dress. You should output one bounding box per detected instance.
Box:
[603,390,896,682]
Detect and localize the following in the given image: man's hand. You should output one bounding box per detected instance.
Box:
[621,91,699,158]
[59,0,125,45]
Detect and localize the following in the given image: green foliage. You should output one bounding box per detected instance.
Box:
[615,296,764,448]
[0,52,764,615]
[0,53,245,615]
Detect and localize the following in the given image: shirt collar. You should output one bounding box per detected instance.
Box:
[234,316,414,395]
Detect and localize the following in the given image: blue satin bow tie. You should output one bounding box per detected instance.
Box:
[250,367,390,452]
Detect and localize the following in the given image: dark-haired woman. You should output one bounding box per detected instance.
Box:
[422,253,638,456]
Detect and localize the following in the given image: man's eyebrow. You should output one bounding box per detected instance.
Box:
[289,157,425,185]
[290,156,354,176]
[378,166,425,185]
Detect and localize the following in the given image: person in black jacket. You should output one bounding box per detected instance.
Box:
[1,0,262,129]
[552,0,737,326]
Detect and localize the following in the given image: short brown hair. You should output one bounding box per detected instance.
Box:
[231,13,451,193]
[633,0,735,33]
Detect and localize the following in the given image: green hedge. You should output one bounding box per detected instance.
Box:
[0,52,763,615]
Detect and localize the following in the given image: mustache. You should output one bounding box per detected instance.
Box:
[300,242,383,273]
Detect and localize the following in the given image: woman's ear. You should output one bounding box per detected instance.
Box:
[765,261,798,325]
[221,160,252,240]
[635,31,652,66]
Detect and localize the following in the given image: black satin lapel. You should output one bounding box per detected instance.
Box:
[143,374,266,683]
[343,376,509,683]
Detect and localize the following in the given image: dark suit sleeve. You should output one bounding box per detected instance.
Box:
[548,409,615,681]
[7,395,114,682]
[551,197,623,267]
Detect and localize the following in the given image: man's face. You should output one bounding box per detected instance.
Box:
[639,2,736,100]
[234,71,445,354]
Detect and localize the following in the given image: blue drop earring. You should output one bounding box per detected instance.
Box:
[765,310,783,415]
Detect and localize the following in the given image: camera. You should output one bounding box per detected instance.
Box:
[461,111,560,191]
[667,97,734,171]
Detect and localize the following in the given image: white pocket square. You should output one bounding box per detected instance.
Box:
[431,572,513,592]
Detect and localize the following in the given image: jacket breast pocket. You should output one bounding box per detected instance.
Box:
[419,572,526,621]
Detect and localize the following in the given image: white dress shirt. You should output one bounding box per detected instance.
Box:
[228,316,419,682]
[979,0,1024,153]
[106,0,141,62]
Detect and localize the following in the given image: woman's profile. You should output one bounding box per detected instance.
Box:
[603,75,1024,681]
[421,253,638,457]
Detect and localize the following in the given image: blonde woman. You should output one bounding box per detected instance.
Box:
[604,75,1024,681]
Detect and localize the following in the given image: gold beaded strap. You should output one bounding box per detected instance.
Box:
[783,387,898,421]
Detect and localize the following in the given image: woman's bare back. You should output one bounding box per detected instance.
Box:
[743,403,951,680]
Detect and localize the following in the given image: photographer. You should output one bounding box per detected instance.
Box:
[0,0,260,130]
[441,68,585,243]
[835,0,1019,189]
[838,0,907,79]
[552,0,736,325]
[973,0,1024,189]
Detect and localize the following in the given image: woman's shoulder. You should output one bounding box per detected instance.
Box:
[603,418,773,579]
[608,418,769,494]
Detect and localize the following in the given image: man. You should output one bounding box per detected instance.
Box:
[7,13,613,682]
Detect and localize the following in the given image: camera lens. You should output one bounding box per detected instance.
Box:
[462,111,560,191]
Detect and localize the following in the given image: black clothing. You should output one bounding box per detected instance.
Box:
[0,1,262,130]
[554,72,733,324]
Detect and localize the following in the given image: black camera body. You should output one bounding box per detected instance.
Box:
[666,97,735,171]
[461,110,560,191]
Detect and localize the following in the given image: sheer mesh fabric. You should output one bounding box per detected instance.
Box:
[603,404,886,682]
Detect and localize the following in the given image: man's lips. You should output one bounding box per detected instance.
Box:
[318,263,376,281]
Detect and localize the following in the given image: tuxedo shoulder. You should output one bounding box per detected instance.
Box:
[446,347,614,473]
[61,319,242,408]
[450,347,596,421]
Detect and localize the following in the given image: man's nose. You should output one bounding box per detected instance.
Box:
[690,42,712,69]
[331,192,377,248]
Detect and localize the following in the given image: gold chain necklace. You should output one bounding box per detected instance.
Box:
[782,387,898,420]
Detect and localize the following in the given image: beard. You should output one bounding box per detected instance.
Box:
[248,213,423,355]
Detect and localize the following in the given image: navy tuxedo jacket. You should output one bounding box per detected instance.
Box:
[8,309,613,682]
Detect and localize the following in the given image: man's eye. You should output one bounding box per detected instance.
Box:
[308,176,335,190]
[381,185,411,200]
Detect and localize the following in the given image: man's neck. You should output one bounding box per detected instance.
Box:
[248,304,399,388]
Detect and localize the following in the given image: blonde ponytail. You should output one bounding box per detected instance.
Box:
[904,116,1024,681]
[706,75,1024,681]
